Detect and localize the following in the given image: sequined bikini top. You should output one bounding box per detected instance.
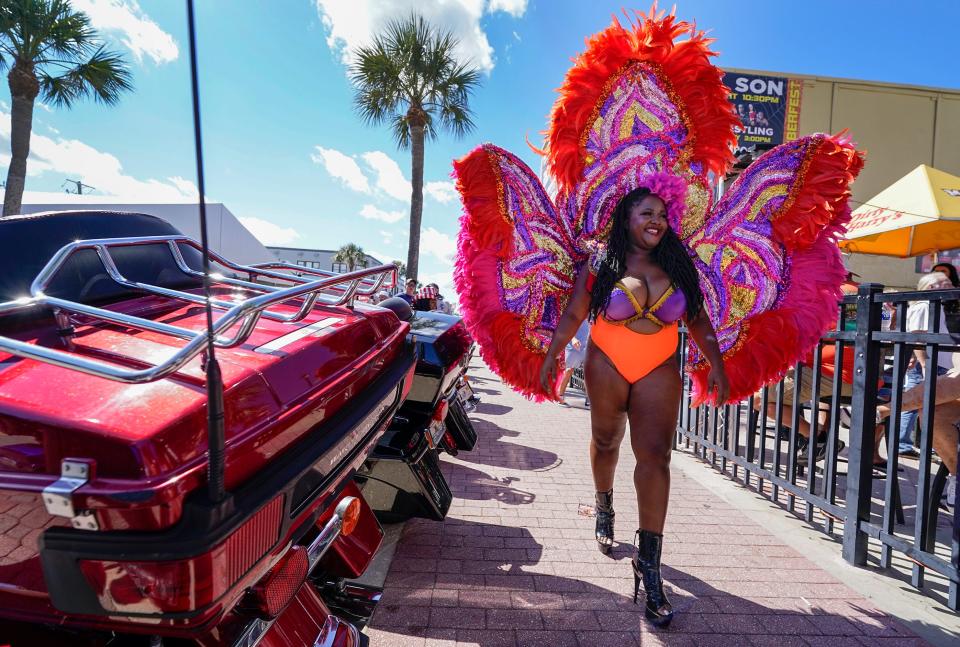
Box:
[585,255,687,327]
[605,282,687,327]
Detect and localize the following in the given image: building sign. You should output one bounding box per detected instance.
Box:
[723,72,803,154]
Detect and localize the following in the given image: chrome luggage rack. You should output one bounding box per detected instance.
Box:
[0,235,397,384]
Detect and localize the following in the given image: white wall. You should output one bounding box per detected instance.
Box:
[16,193,273,265]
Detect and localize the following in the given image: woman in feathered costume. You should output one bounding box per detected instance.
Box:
[453,5,863,628]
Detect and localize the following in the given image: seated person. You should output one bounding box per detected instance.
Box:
[752,346,854,464]
[398,278,417,305]
[897,272,955,457]
[877,369,960,478]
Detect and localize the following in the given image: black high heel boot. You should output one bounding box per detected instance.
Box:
[632,529,673,627]
[594,489,614,554]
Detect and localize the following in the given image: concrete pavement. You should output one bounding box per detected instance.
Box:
[366,360,946,646]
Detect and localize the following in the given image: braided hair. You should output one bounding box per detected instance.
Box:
[587,187,704,322]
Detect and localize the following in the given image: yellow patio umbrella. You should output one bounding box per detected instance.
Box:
[840,164,960,257]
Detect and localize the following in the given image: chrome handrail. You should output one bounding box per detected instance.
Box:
[250,261,396,295]
[0,235,398,384]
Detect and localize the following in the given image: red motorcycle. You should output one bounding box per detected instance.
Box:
[0,210,416,646]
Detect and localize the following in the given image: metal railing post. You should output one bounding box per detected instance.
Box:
[842,282,884,566]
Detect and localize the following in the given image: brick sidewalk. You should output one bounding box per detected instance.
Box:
[367,361,930,646]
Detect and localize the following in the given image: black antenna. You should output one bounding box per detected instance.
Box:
[186,0,226,504]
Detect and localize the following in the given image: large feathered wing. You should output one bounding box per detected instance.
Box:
[685,133,865,405]
[453,144,580,401]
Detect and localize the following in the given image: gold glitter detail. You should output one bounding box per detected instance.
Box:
[682,180,710,238]
[486,148,512,226]
[695,242,716,264]
[619,102,664,140]
[748,184,788,221]
[771,139,816,222]
[719,246,737,271]
[728,285,756,322]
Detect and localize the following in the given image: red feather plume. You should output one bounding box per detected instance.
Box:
[545,5,739,192]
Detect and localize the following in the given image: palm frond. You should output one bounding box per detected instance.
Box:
[40,45,132,107]
[36,7,95,62]
[349,12,481,144]
[390,113,412,149]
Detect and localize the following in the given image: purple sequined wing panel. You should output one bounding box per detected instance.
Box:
[493,149,580,352]
[684,141,814,365]
[571,62,696,247]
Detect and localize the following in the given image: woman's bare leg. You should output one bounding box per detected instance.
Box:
[932,401,960,475]
[557,368,574,402]
[627,361,682,533]
[584,343,629,492]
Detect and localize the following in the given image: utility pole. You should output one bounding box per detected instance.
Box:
[62,179,96,195]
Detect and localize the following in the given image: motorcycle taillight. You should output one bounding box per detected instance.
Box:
[78,496,283,614]
[246,545,309,618]
[434,321,472,367]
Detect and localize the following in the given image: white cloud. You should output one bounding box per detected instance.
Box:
[313,146,453,204]
[425,180,456,204]
[73,0,179,65]
[239,216,300,246]
[421,227,456,264]
[489,0,528,18]
[311,146,371,193]
[360,204,405,224]
[0,109,197,200]
[365,249,394,264]
[361,151,411,202]
[379,229,394,244]
[314,0,528,75]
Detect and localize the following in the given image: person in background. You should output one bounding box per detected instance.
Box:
[427,283,454,315]
[398,278,417,306]
[898,271,956,458]
[556,320,591,406]
[877,368,959,490]
[413,284,438,312]
[932,262,960,332]
[932,262,960,289]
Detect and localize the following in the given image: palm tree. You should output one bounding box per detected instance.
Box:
[0,0,132,216]
[333,243,367,272]
[350,14,480,281]
[391,259,406,279]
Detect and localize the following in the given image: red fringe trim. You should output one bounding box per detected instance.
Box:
[452,144,557,401]
[773,132,865,251]
[545,5,738,193]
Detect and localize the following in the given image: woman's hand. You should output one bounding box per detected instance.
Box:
[540,352,559,397]
[706,363,730,404]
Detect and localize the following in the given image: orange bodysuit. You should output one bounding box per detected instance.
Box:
[586,272,686,383]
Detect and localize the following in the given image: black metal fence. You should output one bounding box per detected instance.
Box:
[677,283,960,610]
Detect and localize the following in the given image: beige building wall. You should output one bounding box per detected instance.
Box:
[730,69,960,289]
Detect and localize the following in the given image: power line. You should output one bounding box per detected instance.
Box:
[62,178,96,195]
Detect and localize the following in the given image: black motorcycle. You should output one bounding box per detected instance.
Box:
[356,300,478,522]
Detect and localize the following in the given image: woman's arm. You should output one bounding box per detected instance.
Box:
[539,266,592,394]
[685,308,730,404]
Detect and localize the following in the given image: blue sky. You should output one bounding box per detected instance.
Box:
[1,0,958,294]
